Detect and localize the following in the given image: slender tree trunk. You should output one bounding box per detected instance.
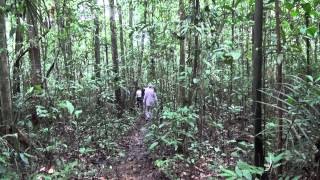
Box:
[137,0,147,81]
[129,0,134,55]
[65,7,73,80]
[109,0,122,117]
[13,13,23,95]
[27,4,42,86]
[103,0,108,66]
[275,0,283,176]
[179,0,186,106]
[118,4,127,106]
[94,12,101,79]
[315,37,318,64]
[54,0,65,80]
[0,0,13,125]
[128,0,136,107]
[229,0,235,109]
[61,0,68,78]
[118,5,125,69]
[94,4,101,106]
[149,5,156,82]
[188,0,200,106]
[27,0,42,126]
[252,0,265,172]
[305,13,311,75]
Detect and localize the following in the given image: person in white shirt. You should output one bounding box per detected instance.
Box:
[135,87,143,108]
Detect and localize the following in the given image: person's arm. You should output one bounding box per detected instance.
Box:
[154,93,158,106]
[143,90,147,106]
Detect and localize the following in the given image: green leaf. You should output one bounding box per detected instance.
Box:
[149,142,159,151]
[193,78,200,84]
[26,87,34,95]
[242,170,252,180]
[118,151,126,157]
[290,10,298,17]
[229,50,241,60]
[306,26,318,37]
[220,168,236,177]
[59,100,75,115]
[235,166,242,177]
[300,27,307,34]
[306,75,313,82]
[79,147,86,154]
[284,2,294,10]
[74,110,82,118]
[19,153,29,165]
[34,84,43,94]
[302,3,312,13]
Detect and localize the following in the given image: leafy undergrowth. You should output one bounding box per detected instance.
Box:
[2,75,319,179]
[0,102,138,179]
[144,106,255,179]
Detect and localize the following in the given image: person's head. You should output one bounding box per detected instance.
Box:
[148,83,154,89]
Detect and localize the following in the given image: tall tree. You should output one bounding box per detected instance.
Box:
[129,0,134,59]
[0,0,13,125]
[109,0,122,117]
[188,0,200,105]
[148,4,156,82]
[275,0,283,175]
[305,12,311,75]
[228,0,236,121]
[252,0,264,171]
[103,0,108,66]
[94,4,101,79]
[94,1,101,106]
[137,0,147,82]
[13,12,23,95]
[27,0,42,125]
[118,4,125,70]
[178,0,186,106]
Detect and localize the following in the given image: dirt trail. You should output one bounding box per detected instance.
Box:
[109,117,167,180]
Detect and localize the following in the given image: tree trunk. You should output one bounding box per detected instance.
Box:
[103,0,108,66]
[252,0,264,172]
[27,0,42,126]
[109,0,122,117]
[129,0,134,54]
[188,0,200,106]
[13,13,23,95]
[118,5,125,69]
[305,13,311,75]
[137,0,147,81]
[94,3,101,106]
[65,7,73,80]
[0,0,13,125]
[228,0,235,121]
[275,0,283,176]
[94,12,101,79]
[54,0,65,80]
[179,0,186,106]
[149,5,156,82]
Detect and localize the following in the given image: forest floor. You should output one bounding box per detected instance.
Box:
[105,115,167,180]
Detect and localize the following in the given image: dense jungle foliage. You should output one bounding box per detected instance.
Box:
[0,0,320,179]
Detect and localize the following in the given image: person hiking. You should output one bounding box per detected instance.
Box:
[135,87,143,108]
[143,84,158,121]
